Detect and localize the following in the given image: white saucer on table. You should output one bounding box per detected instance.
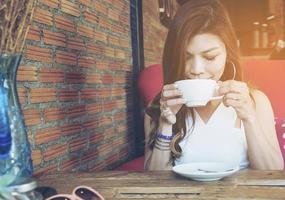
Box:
[172,162,239,182]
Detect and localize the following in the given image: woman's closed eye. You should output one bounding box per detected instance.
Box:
[204,54,219,61]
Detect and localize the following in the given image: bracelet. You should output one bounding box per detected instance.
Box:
[157,133,174,141]
[154,141,171,151]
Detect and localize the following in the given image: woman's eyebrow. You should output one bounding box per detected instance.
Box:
[201,47,219,53]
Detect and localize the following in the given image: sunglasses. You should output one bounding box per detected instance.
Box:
[46,185,105,200]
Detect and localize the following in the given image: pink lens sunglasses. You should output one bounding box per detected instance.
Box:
[46,185,105,200]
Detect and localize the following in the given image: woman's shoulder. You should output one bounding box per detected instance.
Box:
[250,88,273,110]
[250,88,270,102]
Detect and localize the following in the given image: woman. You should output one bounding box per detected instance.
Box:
[144,0,283,170]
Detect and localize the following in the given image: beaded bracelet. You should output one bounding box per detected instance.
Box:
[157,133,174,141]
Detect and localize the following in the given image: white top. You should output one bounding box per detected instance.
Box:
[175,103,249,169]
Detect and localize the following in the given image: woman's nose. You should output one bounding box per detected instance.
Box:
[188,58,205,77]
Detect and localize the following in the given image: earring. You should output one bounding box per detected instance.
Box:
[227,61,236,80]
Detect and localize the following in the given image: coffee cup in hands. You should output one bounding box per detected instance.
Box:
[174,79,222,107]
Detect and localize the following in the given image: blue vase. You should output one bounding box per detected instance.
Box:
[0,54,33,187]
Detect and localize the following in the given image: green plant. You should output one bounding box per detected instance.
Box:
[0,0,37,54]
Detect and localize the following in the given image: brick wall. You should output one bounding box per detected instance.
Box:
[142,0,168,67]
[19,0,134,176]
[142,0,179,67]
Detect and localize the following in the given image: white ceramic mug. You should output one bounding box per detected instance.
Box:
[174,79,222,107]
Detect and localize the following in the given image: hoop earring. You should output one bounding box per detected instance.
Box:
[227,61,236,80]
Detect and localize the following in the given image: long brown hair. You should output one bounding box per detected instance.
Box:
[146,0,242,160]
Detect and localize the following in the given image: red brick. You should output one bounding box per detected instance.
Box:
[26,45,52,63]
[101,74,113,84]
[86,73,101,84]
[102,126,115,140]
[94,1,108,14]
[97,88,111,98]
[69,136,88,152]
[108,9,120,21]
[119,14,129,24]
[113,112,126,122]
[98,142,113,156]
[33,8,53,26]
[108,35,120,46]
[103,101,116,112]
[96,60,109,70]
[78,0,93,7]
[58,88,79,102]
[17,65,37,82]
[104,47,115,58]
[38,67,64,83]
[66,72,86,84]
[105,153,119,166]
[61,123,81,136]
[60,157,80,171]
[113,75,126,84]
[115,99,127,109]
[35,127,61,144]
[77,24,94,39]
[43,107,65,122]
[81,150,98,165]
[89,159,105,171]
[86,103,102,115]
[17,87,27,105]
[78,56,95,68]
[38,0,60,8]
[61,0,80,17]
[55,50,77,66]
[31,149,42,166]
[94,29,108,43]
[87,44,104,55]
[30,88,57,103]
[111,88,126,97]
[84,8,99,24]
[111,23,127,35]
[67,37,86,51]
[23,109,42,126]
[115,123,127,133]
[89,132,104,145]
[98,115,112,127]
[108,62,121,70]
[112,0,127,12]
[82,120,99,132]
[43,30,66,47]
[98,18,110,30]
[55,15,76,33]
[26,26,41,41]
[80,88,97,100]
[43,143,68,161]
[66,105,86,118]
[115,49,126,59]
[33,162,58,177]
[119,38,130,48]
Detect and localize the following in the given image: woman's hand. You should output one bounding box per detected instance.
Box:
[219,80,255,122]
[160,84,186,124]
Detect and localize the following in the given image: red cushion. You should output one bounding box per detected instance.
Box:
[138,64,163,107]
[116,156,144,171]
[243,60,285,118]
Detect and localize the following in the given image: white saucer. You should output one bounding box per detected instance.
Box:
[172,162,239,181]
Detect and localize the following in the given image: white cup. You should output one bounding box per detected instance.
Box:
[174,79,222,107]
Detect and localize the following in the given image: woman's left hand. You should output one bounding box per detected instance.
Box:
[218,80,255,122]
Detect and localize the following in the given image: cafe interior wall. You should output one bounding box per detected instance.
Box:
[17,0,135,176]
[142,0,178,67]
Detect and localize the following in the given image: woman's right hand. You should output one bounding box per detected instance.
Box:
[160,84,186,124]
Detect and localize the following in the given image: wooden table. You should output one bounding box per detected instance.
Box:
[37,170,285,199]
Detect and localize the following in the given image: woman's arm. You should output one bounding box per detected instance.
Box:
[144,114,173,170]
[243,90,283,170]
[219,80,283,170]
